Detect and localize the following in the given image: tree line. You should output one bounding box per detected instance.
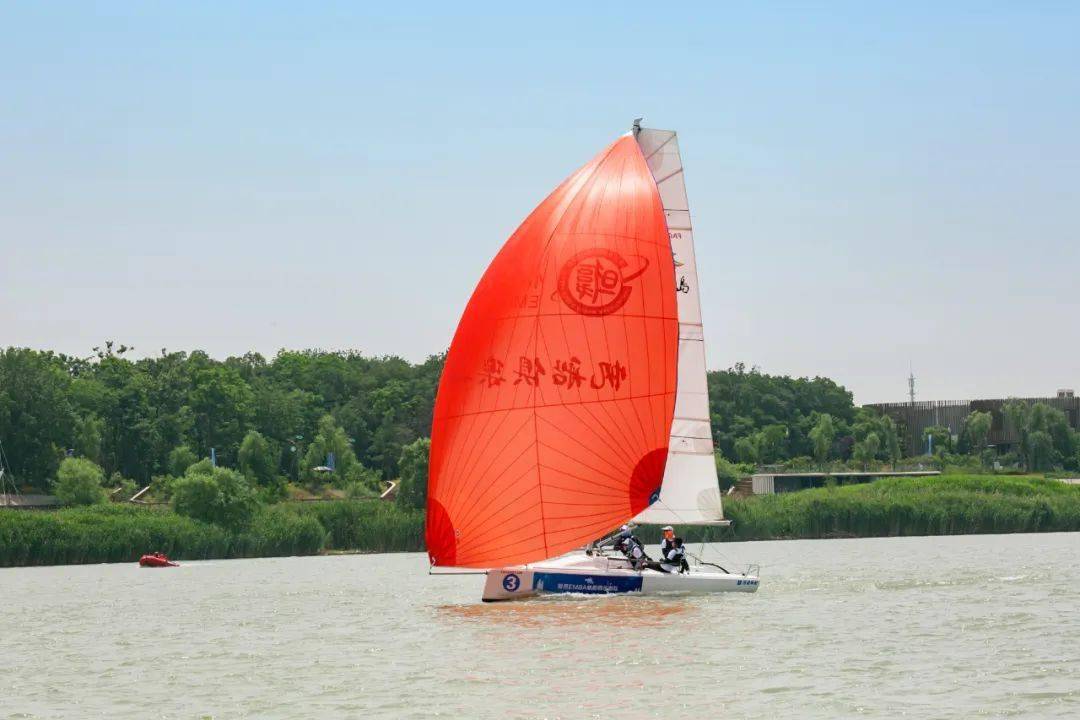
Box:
[3,347,1078,501]
[0,344,441,497]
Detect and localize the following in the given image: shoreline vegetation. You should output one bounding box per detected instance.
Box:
[0,501,424,567]
[3,346,1079,567]
[3,474,1077,568]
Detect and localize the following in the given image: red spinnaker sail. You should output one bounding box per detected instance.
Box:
[427,135,678,568]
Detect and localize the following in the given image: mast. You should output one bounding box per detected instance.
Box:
[632,125,726,525]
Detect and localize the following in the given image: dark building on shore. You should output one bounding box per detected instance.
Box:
[866,390,1079,455]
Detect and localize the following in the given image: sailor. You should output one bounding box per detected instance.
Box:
[598,524,634,553]
[659,525,676,558]
[661,537,690,574]
[620,532,649,571]
[596,524,652,571]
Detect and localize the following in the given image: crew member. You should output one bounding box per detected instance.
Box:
[620,532,649,571]
[598,524,634,553]
[661,537,690,574]
[659,526,676,558]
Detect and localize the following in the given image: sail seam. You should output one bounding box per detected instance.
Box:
[642,133,676,161]
[445,413,537,531]
[654,167,684,186]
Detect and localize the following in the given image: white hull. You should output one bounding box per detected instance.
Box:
[482,552,760,602]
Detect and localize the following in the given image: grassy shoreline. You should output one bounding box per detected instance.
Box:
[2,475,1077,568]
[0,501,424,567]
[658,474,1080,544]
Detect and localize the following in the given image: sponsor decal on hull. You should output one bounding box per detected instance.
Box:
[532,572,643,594]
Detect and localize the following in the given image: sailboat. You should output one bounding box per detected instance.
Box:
[428,121,760,601]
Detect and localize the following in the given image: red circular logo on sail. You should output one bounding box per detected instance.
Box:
[556,249,649,316]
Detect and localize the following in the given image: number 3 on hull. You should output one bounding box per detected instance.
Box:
[427,121,760,601]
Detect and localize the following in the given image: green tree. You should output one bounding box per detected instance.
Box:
[1003,401,1031,467]
[853,433,880,469]
[1029,404,1075,461]
[714,453,750,491]
[188,362,254,467]
[852,409,901,463]
[709,363,855,461]
[185,457,216,477]
[168,445,199,477]
[1027,430,1056,471]
[0,348,75,486]
[753,424,788,464]
[108,471,137,501]
[366,380,423,476]
[238,430,277,487]
[1002,401,1074,470]
[879,416,901,465]
[344,464,382,495]
[808,414,835,464]
[73,414,105,465]
[962,411,993,455]
[53,457,107,506]
[172,465,258,528]
[301,415,360,483]
[734,436,758,464]
[923,426,952,456]
[396,437,430,509]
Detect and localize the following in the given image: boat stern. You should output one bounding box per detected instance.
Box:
[482,568,536,602]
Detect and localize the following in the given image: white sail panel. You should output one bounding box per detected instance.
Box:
[632,127,725,525]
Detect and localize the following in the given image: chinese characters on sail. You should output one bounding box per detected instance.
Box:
[480,355,627,392]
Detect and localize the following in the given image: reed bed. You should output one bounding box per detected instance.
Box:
[0,501,422,567]
[0,505,232,566]
[289,501,425,553]
[720,474,1080,541]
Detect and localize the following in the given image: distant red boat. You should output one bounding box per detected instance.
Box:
[139,554,178,567]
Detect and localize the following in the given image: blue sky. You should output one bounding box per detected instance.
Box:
[1,2,1077,404]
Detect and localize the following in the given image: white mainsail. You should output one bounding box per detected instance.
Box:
[632,127,725,525]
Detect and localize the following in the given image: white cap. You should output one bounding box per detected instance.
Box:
[662,525,674,532]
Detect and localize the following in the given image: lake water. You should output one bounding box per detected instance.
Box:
[2,533,1078,719]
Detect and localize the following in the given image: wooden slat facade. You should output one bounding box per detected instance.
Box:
[866,396,1080,454]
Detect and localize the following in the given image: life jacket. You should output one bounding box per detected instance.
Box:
[621,536,647,567]
[660,537,675,558]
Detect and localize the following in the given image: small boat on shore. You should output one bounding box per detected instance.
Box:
[139,554,178,568]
